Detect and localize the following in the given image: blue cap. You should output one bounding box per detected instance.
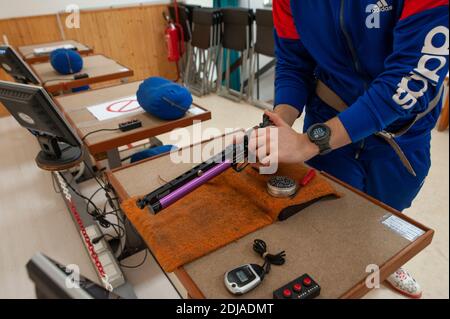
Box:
[50,48,83,75]
[137,77,193,121]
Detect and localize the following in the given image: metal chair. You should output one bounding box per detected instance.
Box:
[249,8,276,110]
[217,8,254,102]
[184,8,222,96]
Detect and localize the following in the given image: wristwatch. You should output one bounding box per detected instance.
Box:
[307,123,332,155]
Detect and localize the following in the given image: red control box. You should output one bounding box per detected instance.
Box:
[273,274,321,299]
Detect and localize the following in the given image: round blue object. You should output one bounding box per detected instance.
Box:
[130,145,176,163]
[50,48,83,75]
[137,77,193,121]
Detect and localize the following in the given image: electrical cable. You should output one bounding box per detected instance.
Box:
[85,186,108,227]
[66,174,127,258]
[82,161,127,257]
[57,166,137,267]
[58,172,99,211]
[92,233,118,244]
[58,172,116,231]
[119,249,148,269]
[253,239,286,276]
[59,162,130,260]
[81,162,118,213]
[81,128,121,142]
[83,161,108,190]
[112,224,126,258]
[55,175,112,290]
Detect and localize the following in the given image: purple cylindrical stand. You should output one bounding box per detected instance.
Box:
[159,160,232,210]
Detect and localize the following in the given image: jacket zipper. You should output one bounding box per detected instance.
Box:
[339,0,368,90]
[340,0,367,158]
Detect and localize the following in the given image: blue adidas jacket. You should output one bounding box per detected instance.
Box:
[274,0,449,145]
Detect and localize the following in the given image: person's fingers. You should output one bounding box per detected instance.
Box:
[264,110,289,128]
[248,128,266,148]
[248,136,258,154]
[257,136,270,160]
[260,152,279,167]
[249,130,271,154]
[252,128,267,139]
[257,130,270,149]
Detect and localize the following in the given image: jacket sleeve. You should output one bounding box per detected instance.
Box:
[339,0,449,142]
[273,0,317,113]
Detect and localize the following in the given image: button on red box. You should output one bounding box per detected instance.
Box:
[283,289,292,298]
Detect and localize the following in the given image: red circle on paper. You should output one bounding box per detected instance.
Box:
[106,99,140,113]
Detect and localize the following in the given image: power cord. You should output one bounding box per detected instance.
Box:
[92,233,118,244]
[81,119,143,142]
[58,172,121,234]
[253,239,286,277]
[119,249,148,269]
[81,128,121,142]
[82,162,128,257]
[58,164,134,261]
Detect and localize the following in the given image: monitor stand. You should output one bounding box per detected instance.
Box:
[35,135,83,171]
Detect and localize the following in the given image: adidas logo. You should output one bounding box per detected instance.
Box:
[372,0,393,13]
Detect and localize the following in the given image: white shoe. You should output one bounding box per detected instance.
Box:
[385,268,422,299]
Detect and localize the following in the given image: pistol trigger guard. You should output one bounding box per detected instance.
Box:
[233,162,249,173]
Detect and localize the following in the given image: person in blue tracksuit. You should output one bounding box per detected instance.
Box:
[249,0,449,298]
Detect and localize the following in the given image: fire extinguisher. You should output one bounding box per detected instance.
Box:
[164,0,185,81]
[165,21,180,63]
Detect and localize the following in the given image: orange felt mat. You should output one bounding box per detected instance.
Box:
[121,164,341,272]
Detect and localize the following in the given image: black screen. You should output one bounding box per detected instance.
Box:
[26,253,122,299]
[0,81,80,147]
[0,45,40,84]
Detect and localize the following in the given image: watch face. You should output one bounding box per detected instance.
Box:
[311,126,328,140]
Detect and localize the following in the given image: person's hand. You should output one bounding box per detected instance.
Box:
[248,111,319,168]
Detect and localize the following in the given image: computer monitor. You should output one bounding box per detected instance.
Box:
[0,45,40,84]
[26,253,122,299]
[0,80,83,170]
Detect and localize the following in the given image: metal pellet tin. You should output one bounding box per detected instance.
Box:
[267,176,298,198]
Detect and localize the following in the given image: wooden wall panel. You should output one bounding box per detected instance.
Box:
[0,14,61,48]
[60,4,177,81]
[0,4,177,117]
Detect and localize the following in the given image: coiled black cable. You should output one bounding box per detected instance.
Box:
[253,239,286,275]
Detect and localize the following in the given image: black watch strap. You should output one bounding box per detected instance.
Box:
[317,142,332,156]
[307,123,332,156]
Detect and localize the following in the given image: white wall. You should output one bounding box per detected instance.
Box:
[240,0,271,9]
[0,0,170,19]
[185,0,212,6]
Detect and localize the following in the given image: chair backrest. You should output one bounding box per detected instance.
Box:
[191,8,222,50]
[185,4,201,29]
[221,8,254,51]
[255,9,275,57]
